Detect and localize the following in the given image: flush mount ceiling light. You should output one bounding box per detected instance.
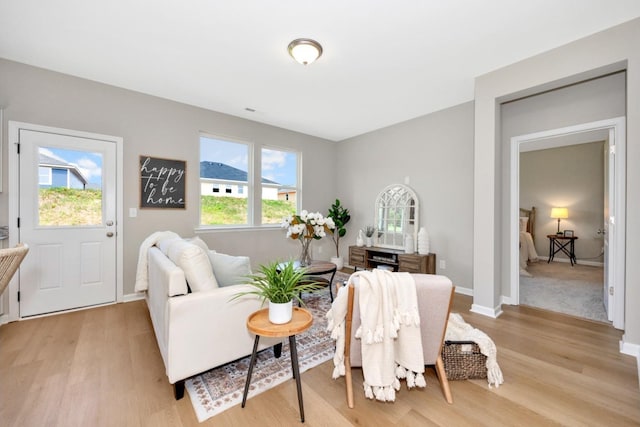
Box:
[287,38,323,65]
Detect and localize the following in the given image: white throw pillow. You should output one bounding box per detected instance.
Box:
[167,240,218,291]
[185,236,210,253]
[157,237,180,255]
[208,251,252,287]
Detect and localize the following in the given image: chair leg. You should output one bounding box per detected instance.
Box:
[345,359,354,409]
[434,355,453,404]
[344,284,355,409]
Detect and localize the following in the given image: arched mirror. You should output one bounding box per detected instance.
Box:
[374,184,419,250]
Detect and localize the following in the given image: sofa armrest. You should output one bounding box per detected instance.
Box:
[165,284,281,383]
[146,247,188,369]
[148,246,188,297]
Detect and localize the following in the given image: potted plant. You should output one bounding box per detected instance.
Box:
[232,260,323,324]
[327,199,351,270]
[364,225,375,247]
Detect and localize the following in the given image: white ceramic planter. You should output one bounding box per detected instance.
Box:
[330,256,344,270]
[268,300,293,324]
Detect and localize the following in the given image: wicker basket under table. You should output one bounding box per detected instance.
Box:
[441,340,487,380]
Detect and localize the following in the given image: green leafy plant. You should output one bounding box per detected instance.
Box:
[232,260,324,305]
[327,199,351,257]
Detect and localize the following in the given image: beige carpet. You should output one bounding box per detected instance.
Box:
[520,261,608,323]
[525,260,603,282]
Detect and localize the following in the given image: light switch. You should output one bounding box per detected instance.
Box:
[129,208,137,218]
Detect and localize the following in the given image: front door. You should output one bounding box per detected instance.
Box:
[18,128,117,317]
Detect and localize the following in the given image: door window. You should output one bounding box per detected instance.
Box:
[37,147,103,227]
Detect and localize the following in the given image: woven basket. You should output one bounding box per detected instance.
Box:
[441,340,487,380]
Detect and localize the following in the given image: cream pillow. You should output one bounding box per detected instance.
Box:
[157,237,180,255]
[185,236,210,253]
[208,251,252,287]
[167,240,218,291]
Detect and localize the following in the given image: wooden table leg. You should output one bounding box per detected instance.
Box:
[289,335,305,422]
[241,335,260,408]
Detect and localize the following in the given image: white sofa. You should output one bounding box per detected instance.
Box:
[144,242,280,399]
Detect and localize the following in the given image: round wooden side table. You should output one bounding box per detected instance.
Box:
[241,307,313,422]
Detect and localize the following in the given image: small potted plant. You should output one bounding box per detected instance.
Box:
[364,225,375,247]
[232,260,323,324]
[327,199,350,270]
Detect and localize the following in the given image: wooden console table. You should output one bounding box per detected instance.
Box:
[348,245,436,274]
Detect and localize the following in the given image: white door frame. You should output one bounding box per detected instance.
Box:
[7,121,124,321]
[509,117,626,329]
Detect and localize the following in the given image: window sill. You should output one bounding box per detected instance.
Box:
[194,225,282,233]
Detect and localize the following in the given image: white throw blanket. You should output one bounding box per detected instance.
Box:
[326,269,425,402]
[445,313,504,388]
[134,231,180,292]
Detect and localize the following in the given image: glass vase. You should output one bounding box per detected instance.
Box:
[299,238,313,267]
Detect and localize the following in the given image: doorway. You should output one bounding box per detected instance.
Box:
[509,117,626,330]
[7,122,124,320]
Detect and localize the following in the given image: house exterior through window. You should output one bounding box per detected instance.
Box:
[200,135,300,226]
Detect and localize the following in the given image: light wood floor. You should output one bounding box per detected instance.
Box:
[1,294,639,426]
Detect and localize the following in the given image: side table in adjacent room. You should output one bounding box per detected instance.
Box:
[242,307,313,422]
[547,234,578,266]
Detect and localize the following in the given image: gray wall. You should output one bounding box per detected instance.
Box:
[336,102,474,292]
[0,58,337,300]
[474,17,639,346]
[501,72,625,295]
[520,141,605,262]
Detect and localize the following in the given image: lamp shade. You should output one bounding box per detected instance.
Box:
[550,207,568,219]
[288,38,323,65]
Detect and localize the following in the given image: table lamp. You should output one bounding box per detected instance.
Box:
[550,207,568,235]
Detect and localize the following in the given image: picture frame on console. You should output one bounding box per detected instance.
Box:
[563,230,574,238]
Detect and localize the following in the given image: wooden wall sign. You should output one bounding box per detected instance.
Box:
[139,156,186,209]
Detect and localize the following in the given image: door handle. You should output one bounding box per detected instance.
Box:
[106,220,114,226]
[106,232,114,237]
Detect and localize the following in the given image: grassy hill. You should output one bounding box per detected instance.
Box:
[38,188,295,226]
[200,195,296,225]
[39,188,103,226]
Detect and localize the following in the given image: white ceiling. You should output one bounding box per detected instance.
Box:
[1,1,640,141]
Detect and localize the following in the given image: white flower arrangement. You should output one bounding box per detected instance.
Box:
[282,210,336,241]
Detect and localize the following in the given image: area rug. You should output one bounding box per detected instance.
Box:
[185,271,350,422]
[519,263,608,322]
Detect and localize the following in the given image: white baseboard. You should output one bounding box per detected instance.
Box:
[620,336,640,388]
[501,296,515,305]
[454,286,473,297]
[470,303,503,318]
[620,337,639,358]
[124,292,145,303]
[0,313,8,326]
